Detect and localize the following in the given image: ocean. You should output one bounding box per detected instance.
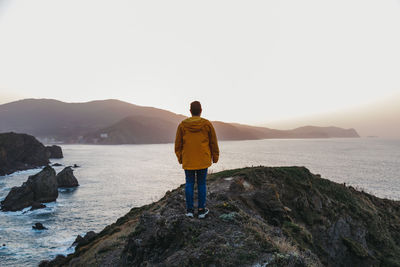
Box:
[0,138,399,266]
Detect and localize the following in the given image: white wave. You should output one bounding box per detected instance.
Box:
[23,202,58,215]
[65,246,75,255]
[58,187,77,193]
[31,228,48,233]
[2,201,58,216]
[59,245,75,255]
[2,206,31,216]
[0,167,46,178]
[50,240,76,257]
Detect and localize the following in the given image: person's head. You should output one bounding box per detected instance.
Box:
[190,101,202,116]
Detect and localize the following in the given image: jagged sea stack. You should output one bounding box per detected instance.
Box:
[56,167,79,188]
[0,166,58,211]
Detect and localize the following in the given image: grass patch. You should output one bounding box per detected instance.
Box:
[283,221,313,249]
[342,237,369,258]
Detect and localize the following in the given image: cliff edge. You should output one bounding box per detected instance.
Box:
[40,167,400,267]
[0,132,50,176]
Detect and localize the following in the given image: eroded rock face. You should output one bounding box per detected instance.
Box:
[39,167,400,267]
[1,183,34,211]
[72,231,97,248]
[56,167,79,188]
[45,145,63,159]
[1,166,58,211]
[0,132,49,176]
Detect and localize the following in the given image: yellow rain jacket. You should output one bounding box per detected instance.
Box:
[174,116,219,170]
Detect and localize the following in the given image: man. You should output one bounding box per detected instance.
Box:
[174,101,219,219]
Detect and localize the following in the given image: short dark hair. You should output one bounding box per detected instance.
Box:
[190,101,202,116]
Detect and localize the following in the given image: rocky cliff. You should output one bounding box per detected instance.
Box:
[1,166,58,211]
[39,167,400,267]
[0,132,50,176]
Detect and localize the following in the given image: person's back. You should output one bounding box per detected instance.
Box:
[176,116,218,170]
[174,101,219,218]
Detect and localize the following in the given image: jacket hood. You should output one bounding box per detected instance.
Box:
[182,116,208,132]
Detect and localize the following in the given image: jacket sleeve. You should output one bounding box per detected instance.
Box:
[209,122,220,163]
[174,124,183,164]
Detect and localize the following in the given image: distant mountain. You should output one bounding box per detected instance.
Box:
[264,94,400,138]
[83,117,358,145]
[83,115,178,144]
[283,126,359,138]
[0,99,359,144]
[0,99,185,142]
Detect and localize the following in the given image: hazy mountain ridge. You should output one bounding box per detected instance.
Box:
[84,117,359,144]
[0,99,359,144]
[264,94,400,138]
[0,99,185,142]
[83,115,178,144]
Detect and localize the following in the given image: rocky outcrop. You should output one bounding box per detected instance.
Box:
[72,231,97,248]
[56,167,79,188]
[39,167,400,267]
[0,166,58,211]
[0,132,49,176]
[45,145,63,159]
[32,223,47,230]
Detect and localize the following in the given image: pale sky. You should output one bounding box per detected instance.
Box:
[0,0,399,125]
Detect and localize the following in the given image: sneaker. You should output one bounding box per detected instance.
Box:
[185,209,194,218]
[198,208,209,219]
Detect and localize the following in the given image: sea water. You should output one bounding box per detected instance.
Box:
[0,138,399,266]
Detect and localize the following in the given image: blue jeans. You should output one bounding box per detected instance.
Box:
[184,168,207,211]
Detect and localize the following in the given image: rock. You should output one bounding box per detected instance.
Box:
[1,183,34,211]
[0,132,49,176]
[52,163,63,167]
[30,202,46,211]
[29,167,58,203]
[56,167,79,188]
[0,166,58,211]
[39,166,400,267]
[45,145,63,159]
[72,231,97,248]
[39,255,65,267]
[32,222,47,230]
[73,164,80,168]
[219,212,239,222]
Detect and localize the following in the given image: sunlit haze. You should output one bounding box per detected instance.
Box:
[0,0,399,131]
